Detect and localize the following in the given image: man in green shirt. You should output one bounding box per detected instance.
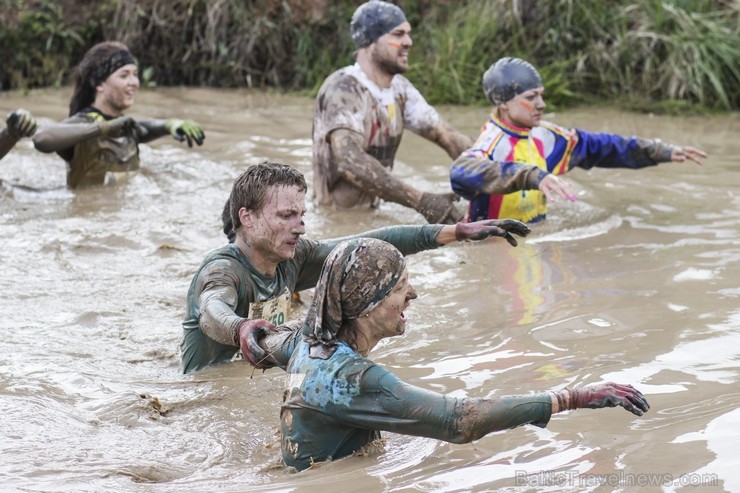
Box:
[181,161,531,373]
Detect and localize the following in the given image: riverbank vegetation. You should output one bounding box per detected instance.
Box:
[1,0,737,112]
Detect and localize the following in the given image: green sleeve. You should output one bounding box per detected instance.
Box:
[136,119,170,143]
[294,225,444,291]
[333,364,552,443]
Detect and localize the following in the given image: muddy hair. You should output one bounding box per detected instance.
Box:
[228,161,307,234]
[68,41,132,116]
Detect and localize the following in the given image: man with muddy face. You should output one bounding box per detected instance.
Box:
[0,109,37,161]
[182,161,532,374]
[310,0,475,225]
[451,57,708,224]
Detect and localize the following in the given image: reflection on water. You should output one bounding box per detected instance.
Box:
[1,88,738,492]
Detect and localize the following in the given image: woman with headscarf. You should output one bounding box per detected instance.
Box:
[245,237,650,471]
[32,41,205,188]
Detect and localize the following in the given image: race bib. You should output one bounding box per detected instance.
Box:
[248,287,292,326]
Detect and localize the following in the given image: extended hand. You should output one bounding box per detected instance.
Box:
[418,192,464,224]
[671,146,706,165]
[537,174,577,202]
[236,318,277,369]
[165,118,205,147]
[6,109,37,138]
[455,219,531,246]
[562,382,650,416]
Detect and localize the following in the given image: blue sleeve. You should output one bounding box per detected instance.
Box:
[450,154,545,200]
[569,129,670,170]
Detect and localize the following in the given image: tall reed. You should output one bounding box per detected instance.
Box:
[1,0,737,111]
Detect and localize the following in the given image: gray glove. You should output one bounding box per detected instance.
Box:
[6,109,37,138]
[418,192,464,224]
[455,219,531,246]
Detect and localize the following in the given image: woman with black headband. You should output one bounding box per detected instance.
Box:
[242,237,650,471]
[33,41,205,188]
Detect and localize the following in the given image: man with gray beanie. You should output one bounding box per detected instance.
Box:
[311,0,472,224]
[450,57,706,224]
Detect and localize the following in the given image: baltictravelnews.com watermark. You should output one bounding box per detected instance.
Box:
[514,470,719,488]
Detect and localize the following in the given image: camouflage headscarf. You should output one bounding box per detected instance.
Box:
[302,238,406,359]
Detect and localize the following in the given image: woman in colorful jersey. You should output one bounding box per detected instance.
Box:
[243,237,650,471]
[32,41,205,188]
[450,57,707,223]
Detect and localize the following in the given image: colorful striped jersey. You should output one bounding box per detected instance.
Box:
[451,114,674,223]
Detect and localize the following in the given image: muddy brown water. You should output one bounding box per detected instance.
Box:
[1,87,738,493]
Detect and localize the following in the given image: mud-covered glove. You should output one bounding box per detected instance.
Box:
[6,109,37,138]
[99,116,138,138]
[236,319,277,369]
[455,219,531,246]
[165,118,205,147]
[556,382,650,416]
[418,192,463,224]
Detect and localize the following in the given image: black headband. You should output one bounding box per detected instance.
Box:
[89,49,136,88]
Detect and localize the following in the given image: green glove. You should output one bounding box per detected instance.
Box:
[164,119,205,147]
[6,109,37,139]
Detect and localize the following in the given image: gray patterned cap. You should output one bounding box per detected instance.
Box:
[482,57,543,105]
[350,0,407,48]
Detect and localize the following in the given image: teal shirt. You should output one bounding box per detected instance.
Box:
[181,225,443,373]
[280,340,553,471]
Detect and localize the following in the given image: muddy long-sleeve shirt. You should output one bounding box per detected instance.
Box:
[312,64,469,210]
[32,107,170,188]
[274,340,552,471]
[181,225,444,374]
[450,114,675,223]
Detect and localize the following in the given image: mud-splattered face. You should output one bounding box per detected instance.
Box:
[501,87,546,128]
[371,21,412,75]
[96,64,139,115]
[365,267,417,338]
[243,184,306,264]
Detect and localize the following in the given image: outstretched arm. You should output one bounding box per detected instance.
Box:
[330,128,461,223]
[571,130,706,170]
[336,369,649,444]
[136,119,205,146]
[450,153,576,203]
[33,116,138,153]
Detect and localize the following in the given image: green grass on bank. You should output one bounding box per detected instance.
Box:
[1,0,737,113]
